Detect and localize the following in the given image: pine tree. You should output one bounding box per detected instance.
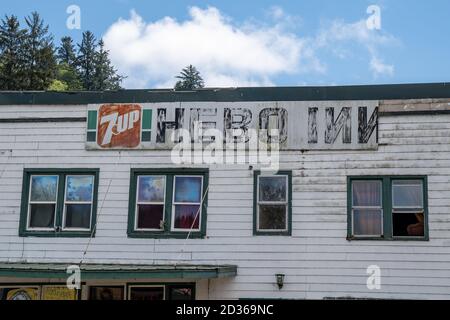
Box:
[57,36,76,66]
[23,12,56,90]
[93,40,124,90]
[77,31,99,90]
[174,65,205,90]
[0,15,27,90]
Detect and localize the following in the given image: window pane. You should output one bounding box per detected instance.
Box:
[137,204,164,229]
[393,212,424,237]
[174,176,202,203]
[392,180,423,208]
[30,176,58,201]
[259,204,287,230]
[259,176,287,202]
[129,287,164,300]
[66,176,94,202]
[353,209,382,236]
[173,204,200,229]
[29,204,55,228]
[89,287,124,300]
[138,176,165,202]
[352,180,381,207]
[64,204,91,229]
[169,287,193,300]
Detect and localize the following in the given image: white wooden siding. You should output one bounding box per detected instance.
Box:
[1,104,450,299]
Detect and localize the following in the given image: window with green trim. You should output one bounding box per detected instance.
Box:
[128,169,208,238]
[253,171,292,236]
[347,176,428,240]
[19,169,99,237]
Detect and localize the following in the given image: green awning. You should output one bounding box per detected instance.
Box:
[0,263,237,280]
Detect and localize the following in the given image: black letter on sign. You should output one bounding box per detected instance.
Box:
[156,108,185,143]
[358,106,378,143]
[259,108,288,144]
[223,108,252,143]
[325,107,351,144]
[308,107,318,143]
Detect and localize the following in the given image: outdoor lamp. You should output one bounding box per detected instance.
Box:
[275,273,285,290]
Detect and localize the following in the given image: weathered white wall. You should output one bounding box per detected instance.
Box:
[1,103,450,299]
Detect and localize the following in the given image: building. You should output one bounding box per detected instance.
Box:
[0,83,449,300]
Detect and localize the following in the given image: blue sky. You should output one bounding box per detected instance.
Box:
[2,0,450,88]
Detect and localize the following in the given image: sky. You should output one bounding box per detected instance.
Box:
[2,0,450,89]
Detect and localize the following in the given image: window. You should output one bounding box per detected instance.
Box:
[89,286,125,300]
[347,176,428,240]
[127,284,195,300]
[253,171,292,236]
[128,169,208,238]
[20,169,99,237]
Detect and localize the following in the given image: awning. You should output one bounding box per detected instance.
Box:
[0,263,237,280]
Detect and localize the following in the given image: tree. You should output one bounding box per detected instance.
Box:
[50,62,82,91]
[0,15,27,90]
[22,12,56,90]
[93,40,124,90]
[77,31,97,90]
[174,65,204,90]
[57,36,76,66]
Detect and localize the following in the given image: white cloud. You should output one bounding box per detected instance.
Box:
[103,7,316,88]
[314,19,397,77]
[103,6,398,88]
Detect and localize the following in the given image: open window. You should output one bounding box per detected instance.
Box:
[348,176,428,240]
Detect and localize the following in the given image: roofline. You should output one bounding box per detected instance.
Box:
[0,82,449,105]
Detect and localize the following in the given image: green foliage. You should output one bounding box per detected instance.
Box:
[54,62,82,91]
[48,79,68,91]
[92,40,125,90]
[22,12,57,90]
[0,13,124,91]
[57,36,76,66]
[174,65,205,90]
[0,15,27,90]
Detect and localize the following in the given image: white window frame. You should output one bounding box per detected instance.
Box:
[391,179,425,238]
[171,175,203,232]
[62,175,95,231]
[127,284,165,300]
[26,175,59,231]
[256,174,289,232]
[134,175,166,231]
[351,180,383,237]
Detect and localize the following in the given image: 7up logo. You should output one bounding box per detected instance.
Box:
[97,104,142,148]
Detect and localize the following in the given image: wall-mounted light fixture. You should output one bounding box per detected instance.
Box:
[275,273,285,290]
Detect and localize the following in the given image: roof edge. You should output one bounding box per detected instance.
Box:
[0,82,449,105]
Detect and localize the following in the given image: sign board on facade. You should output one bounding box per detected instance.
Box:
[86,101,378,150]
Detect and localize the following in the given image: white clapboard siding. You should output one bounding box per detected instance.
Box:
[1,104,450,299]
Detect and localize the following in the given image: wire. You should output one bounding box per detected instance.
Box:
[174,183,209,265]
[79,151,122,266]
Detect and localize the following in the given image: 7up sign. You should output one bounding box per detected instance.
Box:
[86,104,143,148]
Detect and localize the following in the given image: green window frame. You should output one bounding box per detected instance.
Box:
[19,168,99,237]
[253,170,292,236]
[127,168,209,238]
[347,175,429,241]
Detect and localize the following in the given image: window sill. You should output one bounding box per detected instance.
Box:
[127,231,206,239]
[19,230,95,238]
[347,236,429,241]
[253,231,292,236]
